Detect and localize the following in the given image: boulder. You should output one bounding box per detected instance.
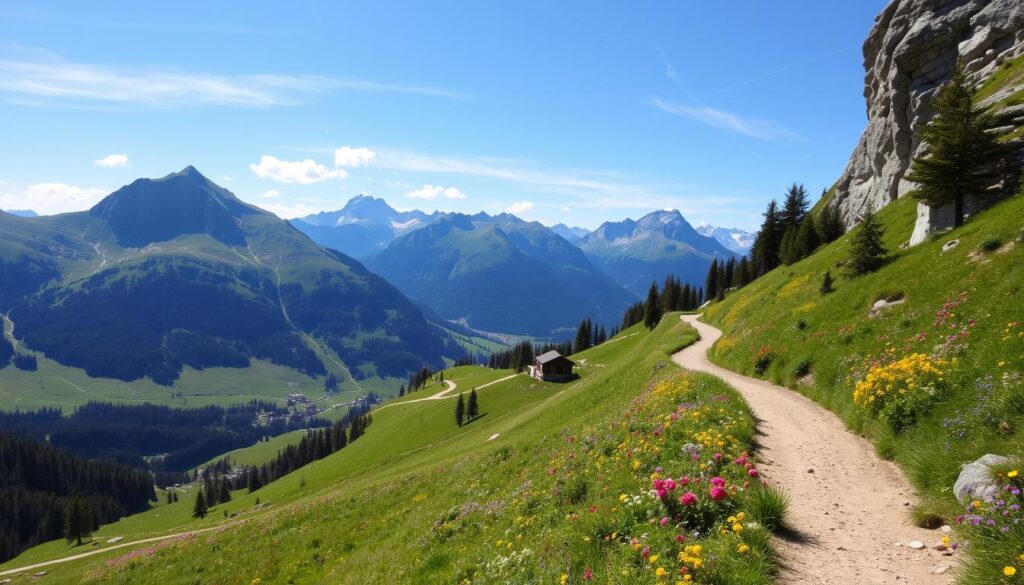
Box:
[953,453,1011,502]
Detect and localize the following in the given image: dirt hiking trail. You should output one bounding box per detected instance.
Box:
[673,314,954,584]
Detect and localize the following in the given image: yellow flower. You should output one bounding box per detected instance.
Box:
[1004,566,1017,577]
[732,523,743,533]
[1009,470,1019,478]
[560,574,568,585]
[737,543,750,554]
[655,567,668,578]
[619,494,628,502]
[648,554,659,564]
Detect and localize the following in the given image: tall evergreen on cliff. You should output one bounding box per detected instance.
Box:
[906,63,1007,226]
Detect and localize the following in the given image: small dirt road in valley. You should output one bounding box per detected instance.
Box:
[672,314,954,584]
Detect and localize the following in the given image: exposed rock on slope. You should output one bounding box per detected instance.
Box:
[834,0,1024,233]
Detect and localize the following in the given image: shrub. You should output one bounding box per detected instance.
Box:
[981,236,1004,252]
[746,485,790,532]
[792,359,812,379]
[753,350,774,376]
[853,353,948,432]
[795,319,808,331]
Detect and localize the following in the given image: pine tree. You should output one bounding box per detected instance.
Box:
[64,496,92,545]
[817,202,845,244]
[398,384,406,397]
[737,257,752,287]
[192,490,208,519]
[820,270,835,294]
[847,208,887,275]
[780,183,810,230]
[750,199,783,276]
[574,319,592,353]
[705,259,719,301]
[219,480,231,503]
[467,389,479,420]
[643,282,662,329]
[906,63,1008,226]
[778,227,798,265]
[166,492,174,505]
[455,393,465,427]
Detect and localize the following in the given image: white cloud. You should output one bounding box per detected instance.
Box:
[560,206,571,212]
[221,176,232,183]
[405,184,468,200]
[384,180,410,189]
[649,98,800,141]
[504,200,534,214]
[0,54,466,109]
[257,202,331,220]
[0,182,107,215]
[333,146,376,168]
[250,155,346,184]
[94,153,128,167]
[258,189,280,199]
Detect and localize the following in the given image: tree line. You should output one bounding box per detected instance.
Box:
[0,431,155,562]
[0,401,327,485]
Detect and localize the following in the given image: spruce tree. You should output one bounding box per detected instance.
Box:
[778,227,798,265]
[820,270,835,294]
[906,63,1008,226]
[780,183,810,230]
[705,259,719,301]
[847,208,887,275]
[219,480,231,503]
[455,393,465,427]
[192,490,208,519]
[751,200,783,276]
[817,202,845,244]
[64,496,91,545]
[643,282,662,329]
[467,389,479,420]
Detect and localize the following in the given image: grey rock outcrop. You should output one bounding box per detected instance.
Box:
[833,0,1024,235]
[953,453,1011,502]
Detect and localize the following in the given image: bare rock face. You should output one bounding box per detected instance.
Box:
[833,0,1024,231]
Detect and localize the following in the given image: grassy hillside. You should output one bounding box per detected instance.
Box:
[2,317,785,584]
[703,192,1024,582]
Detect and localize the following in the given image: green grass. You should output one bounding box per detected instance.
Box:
[703,191,1024,582]
[1,316,781,584]
[193,430,311,472]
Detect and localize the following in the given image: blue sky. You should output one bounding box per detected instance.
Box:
[0,1,889,230]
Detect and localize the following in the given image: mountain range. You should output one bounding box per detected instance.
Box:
[365,212,634,337]
[577,210,738,296]
[291,195,440,258]
[0,168,461,386]
[695,225,755,255]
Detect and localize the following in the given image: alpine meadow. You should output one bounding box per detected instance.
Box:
[1,1,1023,584]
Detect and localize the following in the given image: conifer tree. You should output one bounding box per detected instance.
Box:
[455,393,465,427]
[820,270,835,294]
[192,490,208,519]
[64,496,91,545]
[817,202,845,244]
[705,259,719,301]
[467,389,479,420]
[750,200,783,276]
[906,63,1008,226]
[847,208,887,275]
[737,257,752,287]
[643,282,662,329]
[780,183,810,229]
[219,479,231,503]
[398,384,405,397]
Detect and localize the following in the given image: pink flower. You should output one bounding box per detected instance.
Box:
[713,452,723,460]
[660,516,670,526]
[664,479,676,491]
[656,488,667,500]
[680,492,698,506]
[747,468,759,478]
[678,476,690,485]
[675,534,686,543]
[710,486,728,501]
[584,567,592,580]
[711,477,725,487]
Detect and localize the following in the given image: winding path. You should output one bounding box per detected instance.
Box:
[673,315,953,584]
[374,373,522,412]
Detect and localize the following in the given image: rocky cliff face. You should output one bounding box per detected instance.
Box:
[833,0,1024,237]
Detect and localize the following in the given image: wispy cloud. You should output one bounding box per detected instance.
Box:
[405,184,467,200]
[649,98,801,141]
[333,146,376,168]
[0,55,467,108]
[504,200,534,214]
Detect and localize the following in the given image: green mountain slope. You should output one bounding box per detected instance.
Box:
[703,191,1024,581]
[579,210,736,296]
[2,317,782,584]
[0,167,460,389]
[367,213,636,337]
